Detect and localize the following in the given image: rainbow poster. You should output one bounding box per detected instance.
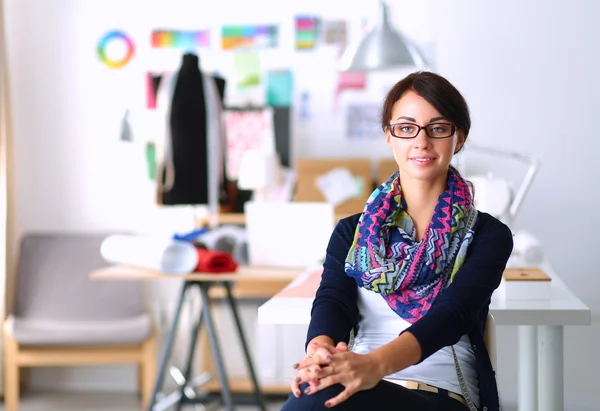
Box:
[151,30,209,49]
[295,16,319,50]
[221,25,278,50]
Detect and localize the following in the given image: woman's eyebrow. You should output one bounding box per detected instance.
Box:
[429,116,448,123]
[394,116,416,122]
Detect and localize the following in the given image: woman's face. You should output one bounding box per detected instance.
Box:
[386,90,464,184]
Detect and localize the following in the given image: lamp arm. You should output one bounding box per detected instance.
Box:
[509,156,541,219]
[466,143,541,220]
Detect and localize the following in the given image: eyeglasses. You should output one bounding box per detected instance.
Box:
[388,122,456,139]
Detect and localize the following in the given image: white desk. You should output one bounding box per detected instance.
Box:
[257,265,591,411]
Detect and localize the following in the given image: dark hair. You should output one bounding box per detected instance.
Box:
[380,71,471,154]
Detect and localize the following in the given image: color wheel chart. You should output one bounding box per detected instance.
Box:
[221,25,278,50]
[97,30,135,69]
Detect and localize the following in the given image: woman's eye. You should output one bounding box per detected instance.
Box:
[400,126,414,133]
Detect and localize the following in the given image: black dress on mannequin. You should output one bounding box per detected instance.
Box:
[161,53,227,205]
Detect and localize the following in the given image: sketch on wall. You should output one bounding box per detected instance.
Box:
[346,103,381,140]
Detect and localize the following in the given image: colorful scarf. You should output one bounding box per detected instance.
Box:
[345,169,478,323]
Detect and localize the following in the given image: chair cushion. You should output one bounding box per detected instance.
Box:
[6,313,152,345]
[14,233,144,321]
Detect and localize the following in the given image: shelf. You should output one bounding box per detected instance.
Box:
[203,377,290,396]
[217,213,246,225]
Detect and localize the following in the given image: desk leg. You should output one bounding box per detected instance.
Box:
[199,283,234,411]
[148,282,189,411]
[518,325,538,411]
[538,326,564,411]
[224,282,267,411]
[175,297,205,411]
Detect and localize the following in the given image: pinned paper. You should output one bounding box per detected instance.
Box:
[346,103,381,140]
[315,167,362,207]
[222,25,278,50]
[323,20,347,46]
[295,15,319,50]
[151,29,209,49]
[335,71,367,98]
[234,52,261,88]
[266,69,293,106]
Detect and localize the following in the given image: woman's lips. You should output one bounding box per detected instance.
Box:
[410,157,436,166]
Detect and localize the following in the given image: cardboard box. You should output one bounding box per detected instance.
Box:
[294,158,372,216]
[499,267,552,300]
[377,159,399,186]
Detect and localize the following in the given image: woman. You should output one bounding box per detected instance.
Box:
[281,71,513,411]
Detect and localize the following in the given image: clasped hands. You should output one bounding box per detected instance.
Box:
[290,341,384,408]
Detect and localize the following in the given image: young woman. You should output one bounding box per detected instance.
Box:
[281,71,513,411]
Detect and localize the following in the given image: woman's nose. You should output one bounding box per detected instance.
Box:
[412,128,432,148]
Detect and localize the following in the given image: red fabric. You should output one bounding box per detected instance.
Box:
[195,248,238,273]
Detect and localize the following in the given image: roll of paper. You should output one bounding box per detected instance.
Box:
[100,235,199,274]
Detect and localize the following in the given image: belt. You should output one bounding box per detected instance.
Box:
[384,379,468,407]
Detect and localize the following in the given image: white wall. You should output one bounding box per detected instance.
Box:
[4,0,600,409]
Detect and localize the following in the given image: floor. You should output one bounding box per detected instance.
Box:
[0,391,524,411]
[0,391,286,411]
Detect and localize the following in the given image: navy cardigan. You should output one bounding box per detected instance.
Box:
[306,212,513,411]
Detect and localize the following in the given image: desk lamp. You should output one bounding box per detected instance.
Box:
[464,144,543,265]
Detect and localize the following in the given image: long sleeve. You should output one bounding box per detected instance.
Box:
[405,214,513,362]
[305,215,361,348]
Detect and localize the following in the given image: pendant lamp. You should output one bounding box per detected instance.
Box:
[338,0,427,71]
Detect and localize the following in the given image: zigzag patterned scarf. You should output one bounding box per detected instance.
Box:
[345,168,478,323]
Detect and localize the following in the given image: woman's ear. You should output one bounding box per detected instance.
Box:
[385,127,392,146]
[454,132,466,154]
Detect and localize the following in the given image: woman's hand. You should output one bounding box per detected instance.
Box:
[289,340,348,398]
[294,343,387,408]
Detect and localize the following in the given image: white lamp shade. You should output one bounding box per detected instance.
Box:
[338,1,427,72]
[467,175,512,220]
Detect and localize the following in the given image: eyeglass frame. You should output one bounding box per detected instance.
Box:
[387,122,457,139]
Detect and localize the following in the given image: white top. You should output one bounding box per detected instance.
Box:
[351,287,480,407]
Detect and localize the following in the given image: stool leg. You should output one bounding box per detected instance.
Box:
[224,282,267,411]
[199,283,234,411]
[148,282,189,411]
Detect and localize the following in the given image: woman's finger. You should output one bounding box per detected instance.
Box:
[324,385,356,408]
[295,364,324,385]
[310,346,334,365]
[290,379,302,398]
[303,373,340,395]
[294,352,331,370]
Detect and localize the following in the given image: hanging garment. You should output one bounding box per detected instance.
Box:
[155,53,229,206]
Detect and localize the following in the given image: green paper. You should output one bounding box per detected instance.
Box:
[145,141,156,181]
[234,52,261,88]
[266,69,293,107]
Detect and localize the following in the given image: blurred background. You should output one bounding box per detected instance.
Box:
[1,0,599,410]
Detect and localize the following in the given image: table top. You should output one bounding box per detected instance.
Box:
[258,264,591,327]
[489,266,590,326]
[91,264,305,283]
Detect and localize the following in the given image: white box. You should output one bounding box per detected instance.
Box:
[257,323,308,385]
[499,268,551,300]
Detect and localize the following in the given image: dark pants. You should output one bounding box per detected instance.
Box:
[281,380,468,411]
